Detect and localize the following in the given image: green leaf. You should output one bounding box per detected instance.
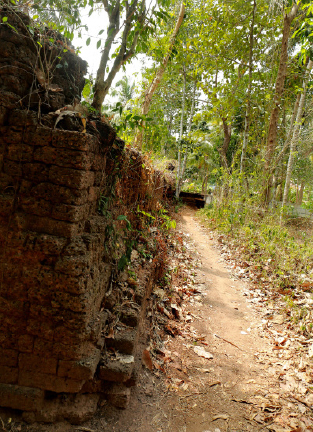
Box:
[98,29,104,35]
[118,255,128,271]
[86,37,91,46]
[97,40,101,49]
[117,215,128,221]
[2,17,8,23]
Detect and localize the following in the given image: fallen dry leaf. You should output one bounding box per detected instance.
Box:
[212,413,229,421]
[142,349,153,370]
[194,346,213,359]
[208,380,221,387]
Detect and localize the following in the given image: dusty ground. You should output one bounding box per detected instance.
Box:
[4,207,313,432]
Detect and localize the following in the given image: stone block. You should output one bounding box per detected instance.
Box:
[49,166,95,189]
[52,130,99,152]
[58,350,100,381]
[23,162,49,182]
[0,282,28,302]
[24,233,67,255]
[19,353,58,375]
[55,255,90,276]
[23,214,81,237]
[0,349,18,368]
[33,338,54,357]
[53,273,87,295]
[6,143,34,162]
[34,146,92,170]
[106,384,131,409]
[120,306,139,328]
[105,328,137,355]
[0,172,15,190]
[91,154,105,171]
[23,126,52,146]
[26,318,54,340]
[0,106,8,126]
[2,129,23,145]
[0,195,14,217]
[51,202,90,223]
[20,196,52,217]
[18,370,84,393]
[0,331,16,350]
[62,237,87,256]
[31,182,88,205]
[18,179,33,194]
[99,354,134,383]
[0,383,44,411]
[22,393,99,424]
[50,292,88,314]
[18,335,34,353]
[52,343,82,361]
[81,377,109,393]
[8,110,38,127]
[3,159,22,177]
[0,366,18,384]
[87,186,100,203]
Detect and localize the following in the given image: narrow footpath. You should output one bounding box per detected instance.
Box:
[26,208,313,432]
[101,208,312,432]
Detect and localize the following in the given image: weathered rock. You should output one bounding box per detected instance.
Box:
[99,354,135,383]
[106,384,131,409]
[0,384,44,411]
[22,394,99,424]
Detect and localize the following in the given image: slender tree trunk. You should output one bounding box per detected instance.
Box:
[240,0,256,174]
[178,80,197,191]
[176,67,187,199]
[296,181,305,205]
[202,174,208,194]
[263,2,300,203]
[135,2,185,149]
[282,59,313,211]
[270,92,301,171]
[142,2,185,116]
[176,75,197,198]
[219,118,231,170]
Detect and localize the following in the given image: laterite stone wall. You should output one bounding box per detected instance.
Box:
[0,6,171,423]
[0,109,118,409]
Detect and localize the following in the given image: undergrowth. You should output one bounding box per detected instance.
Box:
[200,199,313,290]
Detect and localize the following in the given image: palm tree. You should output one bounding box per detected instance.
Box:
[115,75,136,107]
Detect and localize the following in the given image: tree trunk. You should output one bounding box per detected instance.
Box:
[142,2,185,116]
[219,118,231,170]
[202,174,208,194]
[263,2,300,203]
[282,59,313,210]
[135,2,185,149]
[240,0,256,174]
[296,181,305,205]
[271,92,301,171]
[175,67,187,199]
[92,0,143,112]
[176,75,197,198]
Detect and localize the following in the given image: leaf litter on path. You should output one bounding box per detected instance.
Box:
[138,209,313,432]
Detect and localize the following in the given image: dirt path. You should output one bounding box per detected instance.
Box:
[21,208,313,432]
[101,208,301,432]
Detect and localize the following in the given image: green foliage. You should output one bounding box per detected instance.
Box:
[201,177,313,289]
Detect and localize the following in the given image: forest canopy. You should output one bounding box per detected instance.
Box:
[4,0,313,206]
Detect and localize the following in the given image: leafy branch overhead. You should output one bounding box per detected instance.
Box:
[23,0,174,112]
